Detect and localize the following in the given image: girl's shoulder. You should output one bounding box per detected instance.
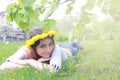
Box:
[18,46,32,55]
[21,46,32,52]
[20,46,36,59]
[18,46,30,53]
[54,44,63,52]
[52,44,62,54]
[55,44,61,49]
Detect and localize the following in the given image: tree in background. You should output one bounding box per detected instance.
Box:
[75,0,120,40]
[6,0,75,31]
[5,0,120,41]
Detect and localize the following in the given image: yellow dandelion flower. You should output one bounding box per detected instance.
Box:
[26,30,57,48]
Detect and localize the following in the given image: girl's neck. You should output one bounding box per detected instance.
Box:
[31,48,41,60]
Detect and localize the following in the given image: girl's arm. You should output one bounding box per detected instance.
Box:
[0,61,28,70]
[49,45,62,72]
[13,59,55,72]
[0,58,55,72]
[11,59,43,70]
[0,46,29,70]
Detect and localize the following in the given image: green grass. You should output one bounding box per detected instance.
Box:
[0,40,120,80]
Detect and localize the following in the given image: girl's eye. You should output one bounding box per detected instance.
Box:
[49,42,54,46]
[40,44,46,48]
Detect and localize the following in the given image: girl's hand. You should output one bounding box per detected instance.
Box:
[37,57,51,62]
[26,59,43,70]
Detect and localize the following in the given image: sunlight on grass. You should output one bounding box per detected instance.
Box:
[0,40,120,80]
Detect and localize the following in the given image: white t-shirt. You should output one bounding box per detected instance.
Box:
[50,44,70,71]
[50,45,62,71]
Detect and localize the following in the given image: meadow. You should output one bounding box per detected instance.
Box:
[0,39,120,80]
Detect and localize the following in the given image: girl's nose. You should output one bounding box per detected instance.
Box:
[46,47,52,53]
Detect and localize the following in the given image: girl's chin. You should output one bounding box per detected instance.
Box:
[43,55,50,58]
[43,56,50,58]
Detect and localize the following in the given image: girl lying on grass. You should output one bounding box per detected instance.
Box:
[0,27,83,72]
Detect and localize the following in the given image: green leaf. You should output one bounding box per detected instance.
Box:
[22,15,29,23]
[84,0,96,10]
[66,5,73,14]
[44,0,60,19]
[39,7,46,14]
[16,15,29,30]
[7,13,13,21]
[18,20,29,30]
[42,19,56,32]
[53,0,60,3]
[18,9,25,14]
[18,0,22,3]
[21,22,29,30]
[45,5,58,19]
[20,0,36,7]
[6,4,12,13]
[11,3,18,13]
[25,7,39,19]
[41,0,47,4]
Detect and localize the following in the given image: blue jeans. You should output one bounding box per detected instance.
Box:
[59,42,79,56]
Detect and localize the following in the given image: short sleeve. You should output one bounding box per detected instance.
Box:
[49,44,62,71]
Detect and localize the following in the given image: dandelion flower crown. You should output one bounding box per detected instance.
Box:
[26,30,56,48]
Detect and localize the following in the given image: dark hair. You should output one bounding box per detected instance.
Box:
[28,28,43,39]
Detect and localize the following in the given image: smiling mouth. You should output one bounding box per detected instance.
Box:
[43,53,50,56]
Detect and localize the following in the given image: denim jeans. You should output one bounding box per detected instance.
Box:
[59,42,79,56]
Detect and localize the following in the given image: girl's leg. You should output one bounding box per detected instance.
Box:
[59,39,83,56]
[59,44,78,56]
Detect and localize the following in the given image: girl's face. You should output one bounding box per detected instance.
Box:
[36,38,55,58]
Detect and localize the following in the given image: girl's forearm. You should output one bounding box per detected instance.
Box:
[25,59,43,70]
[10,59,28,66]
[25,59,55,72]
[10,59,43,70]
[0,62,28,70]
[0,59,55,72]
[8,59,43,70]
